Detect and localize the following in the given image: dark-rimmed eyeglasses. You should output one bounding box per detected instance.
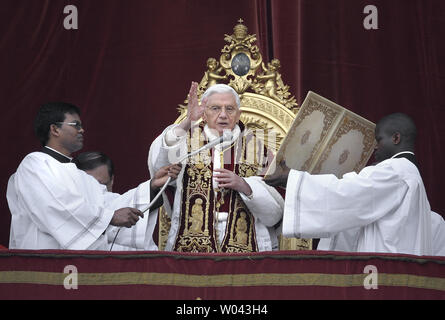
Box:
[55,121,83,130]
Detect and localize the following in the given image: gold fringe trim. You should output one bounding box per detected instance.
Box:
[0,271,444,291]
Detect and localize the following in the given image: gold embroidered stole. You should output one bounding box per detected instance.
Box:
[173,125,268,253]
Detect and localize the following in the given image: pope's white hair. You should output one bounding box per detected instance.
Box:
[201,84,241,108]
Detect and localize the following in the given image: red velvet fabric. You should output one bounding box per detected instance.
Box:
[0,250,444,300]
[1,0,445,247]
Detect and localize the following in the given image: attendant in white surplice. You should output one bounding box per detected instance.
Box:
[265,113,440,256]
[7,102,179,250]
[148,83,283,253]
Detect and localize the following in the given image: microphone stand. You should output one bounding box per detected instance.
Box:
[110,131,232,251]
[110,176,172,251]
[141,131,232,214]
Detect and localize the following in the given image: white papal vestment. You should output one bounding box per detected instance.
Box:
[283,157,433,255]
[148,124,284,251]
[7,152,157,250]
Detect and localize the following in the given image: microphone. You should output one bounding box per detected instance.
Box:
[177,129,233,163]
[140,130,233,214]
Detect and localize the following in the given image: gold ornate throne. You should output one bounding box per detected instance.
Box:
[157,19,312,251]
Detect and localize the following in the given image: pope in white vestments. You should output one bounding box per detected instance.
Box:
[266,113,436,256]
[148,83,283,252]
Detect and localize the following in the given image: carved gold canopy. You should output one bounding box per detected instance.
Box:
[158,19,311,251]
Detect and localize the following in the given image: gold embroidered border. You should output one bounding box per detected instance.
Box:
[1,271,444,291]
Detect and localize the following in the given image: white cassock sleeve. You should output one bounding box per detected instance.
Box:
[240,176,283,227]
[147,126,186,220]
[104,181,158,250]
[149,124,187,174]
[317,228,361,251]
[431,211,445,256]
[283,163,409,239]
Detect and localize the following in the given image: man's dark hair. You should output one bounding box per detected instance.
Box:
[376,112,417,146]
[73,151,115,178]
[34,102,81,146]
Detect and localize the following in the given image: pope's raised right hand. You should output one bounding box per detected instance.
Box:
[186,81,207,124]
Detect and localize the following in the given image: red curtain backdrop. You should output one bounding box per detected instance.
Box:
[1,0,444,247]
[1,250,444,300]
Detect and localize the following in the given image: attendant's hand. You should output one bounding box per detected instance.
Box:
[263,160,291,188]
[110,208,144,228]
[151,164,182,190]
[214,168,252,196]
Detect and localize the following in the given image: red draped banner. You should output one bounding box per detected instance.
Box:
[0,250,444,300]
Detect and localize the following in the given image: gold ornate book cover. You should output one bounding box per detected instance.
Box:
[266,91,376,178]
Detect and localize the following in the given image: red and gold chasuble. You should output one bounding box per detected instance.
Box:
[173,124,270,253]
